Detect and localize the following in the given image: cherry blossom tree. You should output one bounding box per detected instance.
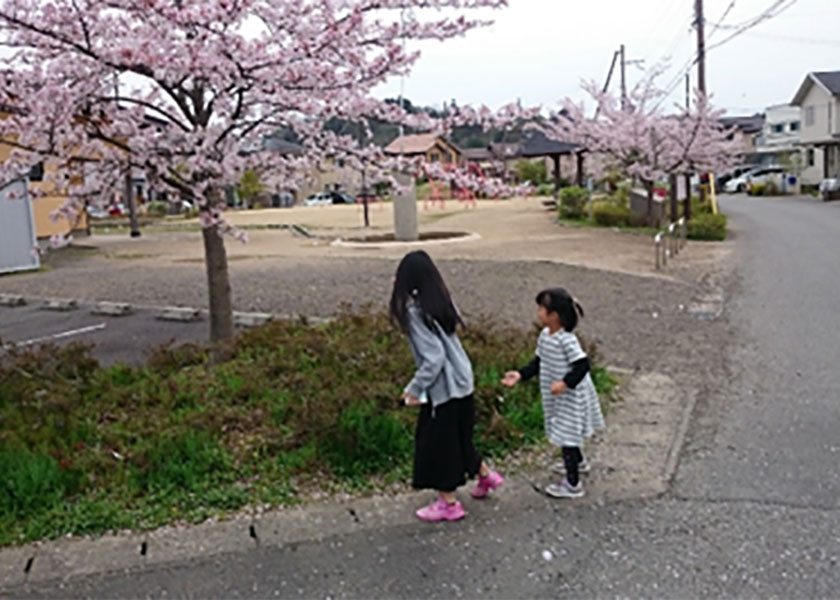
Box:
[0,0,517,344]
[542,75,738,224]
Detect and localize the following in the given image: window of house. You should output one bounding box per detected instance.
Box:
[430,152,440,162]
[790,121,800,132]
[807,148,815,167]
[805,106,816,127]
[772,124,784,134]
[28,162,44,182]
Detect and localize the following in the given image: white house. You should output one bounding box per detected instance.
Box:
[754,104,823,186]
[792,71,840,184]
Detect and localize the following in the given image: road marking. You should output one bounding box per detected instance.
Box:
[3,323,107,349]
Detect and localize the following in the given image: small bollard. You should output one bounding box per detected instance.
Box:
[654,232,663,270]
[156,306,201,322]
[41,298,78,311]
[668,223,678,256]
[92,302,133,317]
[0,294,26,307]
[233,312,274,328]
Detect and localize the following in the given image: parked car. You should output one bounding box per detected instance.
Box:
[304,191,356,206]
[746,166,784,189]
[724,166,765,194]
[330,191,356,205]
[303,192,333,207]
[85,205,110,219]
[716,165,755,192]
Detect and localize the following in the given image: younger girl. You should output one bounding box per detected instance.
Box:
[390,251,503,522]
[502,288,605,498]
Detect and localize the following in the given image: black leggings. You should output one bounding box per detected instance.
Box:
[562,447,583,487]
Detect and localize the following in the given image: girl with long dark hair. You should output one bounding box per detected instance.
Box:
[390,251,503,521]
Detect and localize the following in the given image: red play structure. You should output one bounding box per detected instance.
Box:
[421,162,485,210]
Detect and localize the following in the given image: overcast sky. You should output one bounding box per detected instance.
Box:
[376,0,839,116]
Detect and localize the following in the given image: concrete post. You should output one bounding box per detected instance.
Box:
[393,172,418,242]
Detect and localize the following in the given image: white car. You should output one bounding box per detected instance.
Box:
[724,167,763,194]
[303,192,333,207]
[746,166,784,188]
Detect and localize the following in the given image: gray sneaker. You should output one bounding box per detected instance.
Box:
[546,479,585,499]
[552,459,591,475]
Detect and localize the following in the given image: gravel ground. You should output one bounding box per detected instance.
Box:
[0,249,708,371]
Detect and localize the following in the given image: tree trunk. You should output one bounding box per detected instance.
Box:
[125,172,141,238]
[202,224,234,344]
[576,152,585,187]
[645,181,656,227]
[684,173,692,220]
[669,174,678,223]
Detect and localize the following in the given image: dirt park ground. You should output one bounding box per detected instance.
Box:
[0,197,728,370]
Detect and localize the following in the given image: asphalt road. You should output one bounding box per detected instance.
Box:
[7,195,840,598]
[0,303,209,365]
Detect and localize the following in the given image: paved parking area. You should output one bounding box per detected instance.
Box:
[0,302,209,365]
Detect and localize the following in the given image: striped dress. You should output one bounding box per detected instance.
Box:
[536,328,606,448]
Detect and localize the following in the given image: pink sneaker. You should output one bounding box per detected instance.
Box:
[415,498,466,522]
[470,471,504,499]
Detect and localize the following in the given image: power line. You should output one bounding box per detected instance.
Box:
[653,0,801,110]
[706,0,800,54]
[707,0,736,41]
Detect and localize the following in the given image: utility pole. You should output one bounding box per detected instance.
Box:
[620,44,627,110]
[594,50,619,119]
[695,0,708,208]
[686,73,691,110]
[695,0,706,96]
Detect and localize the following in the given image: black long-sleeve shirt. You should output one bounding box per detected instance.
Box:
[518,355,591,389]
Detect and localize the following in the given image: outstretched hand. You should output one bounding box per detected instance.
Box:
[501,371,521,387]
[401,391,422,406]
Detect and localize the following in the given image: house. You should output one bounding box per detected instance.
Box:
[384,133,461,165]
[719,114,765,161]
[792,71,840,182]
[0,139,89,238]
[754,104,823,186]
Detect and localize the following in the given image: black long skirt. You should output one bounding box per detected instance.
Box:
[412,394,482,492]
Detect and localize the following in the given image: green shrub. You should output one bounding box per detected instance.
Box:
[516,160,548,186]
[320,401,412,477]
[129,431,233,495]
[146,201,168,217]
[764,180,781,196]
[0,447,82,521]
[559,186,589,220]
[687,213,727,241]
[748,183,765,197]
[593,201,631,227]
[535,183,555,197]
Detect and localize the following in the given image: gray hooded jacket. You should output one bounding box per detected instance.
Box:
[404,304,474,409]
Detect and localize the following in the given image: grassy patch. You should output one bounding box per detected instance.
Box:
[0,309,615,546]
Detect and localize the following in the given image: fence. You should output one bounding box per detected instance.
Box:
[654,217,687,270]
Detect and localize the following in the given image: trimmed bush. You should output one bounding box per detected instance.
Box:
[146,201,169,217]
[593,201,631,227]
[559,186,590,220]
[687,213,727,241]
[748,183,765,197]
[536,183,555,197]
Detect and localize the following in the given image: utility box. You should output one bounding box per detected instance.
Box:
[0,178,40,275]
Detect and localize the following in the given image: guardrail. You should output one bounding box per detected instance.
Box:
[654,217,687,270]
